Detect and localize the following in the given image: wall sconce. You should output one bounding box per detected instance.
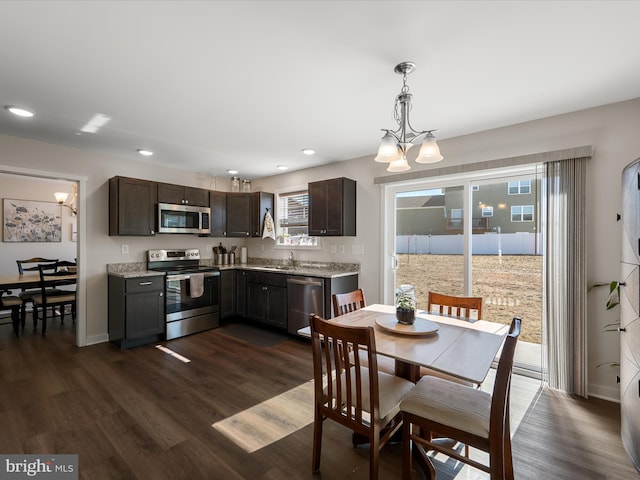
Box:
[54,184,77,216]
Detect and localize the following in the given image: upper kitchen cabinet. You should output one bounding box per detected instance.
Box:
[308,177,356,236]
[251,192,274,237]
[226,193,252,237]
[157,182,210,207]
[209,190,227,237]
[225,192,274,237]
[109,176,157,236]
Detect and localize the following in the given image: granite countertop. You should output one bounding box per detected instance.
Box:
[107,260,359,279]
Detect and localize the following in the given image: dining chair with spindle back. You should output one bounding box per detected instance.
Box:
[422,291,485,385]
[400,317,522,480]
[309,313,414,480]
[332,289,395,376]
[332,288,366,317]
[31,262,77,335]
[15,257,61,325]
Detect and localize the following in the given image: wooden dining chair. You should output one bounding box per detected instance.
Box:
[332,289,395,376]
[400,317,521,480]
[32,262,77,335]
[421,291,484,386]
[15,257,60,325]
[332,288,366,317]
[427,291,483,320]
[310,314,414,480]
[1,290,22,336]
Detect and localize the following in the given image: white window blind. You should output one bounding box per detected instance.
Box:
[276,190,317,246]
[278,190,309,229]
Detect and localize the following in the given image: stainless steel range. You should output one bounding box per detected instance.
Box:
[147,248,220,340]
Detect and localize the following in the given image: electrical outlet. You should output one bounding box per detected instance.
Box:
[352,244,364,255]
[338,244,345,254]
[206,244,212,254]
[330,244,337,254]
[121,244,129,254]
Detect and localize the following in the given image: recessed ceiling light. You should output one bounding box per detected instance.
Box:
[227,169,239,175]
[137,149,154,156]
[277,165,289,171]
[301,148,315,156]
[5,105,34,118]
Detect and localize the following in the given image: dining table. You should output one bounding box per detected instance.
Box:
[318,303,510,384]
[0,272,77,291]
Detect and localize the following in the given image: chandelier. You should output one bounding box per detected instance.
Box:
[375,61,443,172]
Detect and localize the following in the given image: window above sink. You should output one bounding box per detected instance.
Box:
[275,188,320,250]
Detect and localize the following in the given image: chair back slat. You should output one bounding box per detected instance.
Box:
[428,291,483,320]
[16,257,58,274]
[38,262,76,291]
[332,289,366,317]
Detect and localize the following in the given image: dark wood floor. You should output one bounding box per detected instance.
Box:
[0,316,638,479]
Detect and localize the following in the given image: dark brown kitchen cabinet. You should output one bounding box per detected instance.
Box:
[236,270,247,317]
[220,269,236,318]
[109,176,157,236]
[251,192,274,237]
[308,177,356,236]
[246,271,287,329]
[209,191,227,237]
[225,192,274,237]
[157,183,210,207]
[226,193,252,237]
[108,274,165,348]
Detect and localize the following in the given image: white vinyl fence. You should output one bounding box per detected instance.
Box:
[396,232,542,255]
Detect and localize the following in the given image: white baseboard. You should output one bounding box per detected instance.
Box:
[81,333,109,346]
[588,383,620,403]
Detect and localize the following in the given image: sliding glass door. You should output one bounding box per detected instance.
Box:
[382,165,543,372]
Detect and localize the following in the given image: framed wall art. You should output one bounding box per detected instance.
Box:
[3,198,62,242]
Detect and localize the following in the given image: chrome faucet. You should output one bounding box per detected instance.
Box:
[289,251,295,266]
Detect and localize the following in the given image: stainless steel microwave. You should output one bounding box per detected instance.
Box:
[157,203,211,234]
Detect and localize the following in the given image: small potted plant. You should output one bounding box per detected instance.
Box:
[396,284,416,325]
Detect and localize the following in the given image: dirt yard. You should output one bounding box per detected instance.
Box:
[395,254,542,343]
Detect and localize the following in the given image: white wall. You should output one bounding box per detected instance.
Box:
[0,174,78,274]
[1,97,639,400]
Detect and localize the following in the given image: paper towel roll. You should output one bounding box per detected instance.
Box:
[240,246,247,264]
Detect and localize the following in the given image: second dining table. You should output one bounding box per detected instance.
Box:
[0,272,77,291]
[326,303,509,384]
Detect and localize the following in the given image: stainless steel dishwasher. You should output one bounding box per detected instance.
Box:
[287,276,324,335]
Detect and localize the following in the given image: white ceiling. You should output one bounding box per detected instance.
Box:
[1,1,640,180]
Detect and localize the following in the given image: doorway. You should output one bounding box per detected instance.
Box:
[0,166,86,346]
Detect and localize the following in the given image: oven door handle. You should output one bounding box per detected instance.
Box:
[166,271,220,281]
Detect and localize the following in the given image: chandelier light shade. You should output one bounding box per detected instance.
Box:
[375,62,443,171]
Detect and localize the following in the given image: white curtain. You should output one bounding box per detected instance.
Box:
[543,157,588,397]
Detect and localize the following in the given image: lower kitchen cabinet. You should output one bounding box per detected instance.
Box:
[108,274,165,348]
[219,268,358,334]
[220,269,236,318]
[246,271,287,328]
[236,270,247,317]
